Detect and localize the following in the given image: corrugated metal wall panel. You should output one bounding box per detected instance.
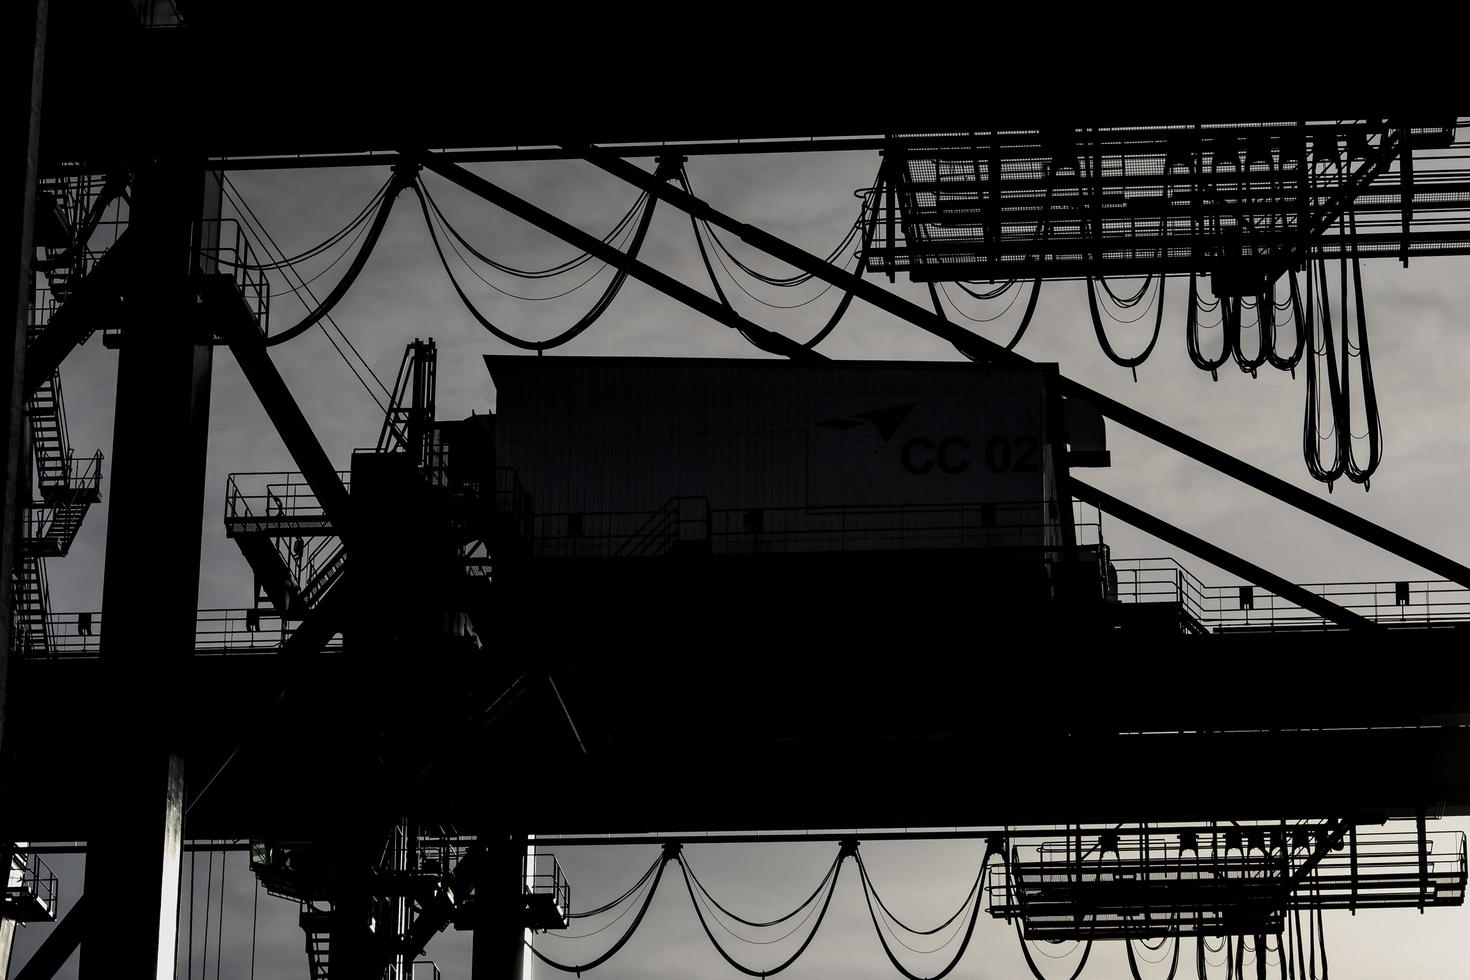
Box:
[485,356,1057,553]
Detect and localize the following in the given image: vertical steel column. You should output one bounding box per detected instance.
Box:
[80,162,219,979]
[326,834,382,980]
[1,0,47,784]
[471,834,527,980]
[0,918,14,979]
[2,5,46,969]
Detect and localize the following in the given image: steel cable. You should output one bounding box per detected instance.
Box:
[528,848,674,975]
[856,849,985,937]
[859,845,993,980]
[1087,273,1166,379]
[1127,936,1182,980]
[263,166,414,347]
[422,181,646,279]
[413,176,658,352]
[679,849,846,978]
[210,177,391,272]
[684,851,840,929]
[1000,844,1094,980]
[569,854,663,919]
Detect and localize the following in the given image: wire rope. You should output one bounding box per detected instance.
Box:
[684,851,840,929]
[413,176,657,352]
[568,854,662,919]
[528,848,674,975]
[421,180,646,279]
[679,848,847,978]
[859,845,993,980]
[259,166,414,348]
[223,176,394,411]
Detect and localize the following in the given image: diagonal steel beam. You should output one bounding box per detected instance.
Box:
[216,305,354,550]
[1069,478,1374,630]
[185,576,353,819]
[23,228,133,399]
[1290,817,1353,887]
[573,145,1470,590]
[415,154,821,361]
[14,894,87,980]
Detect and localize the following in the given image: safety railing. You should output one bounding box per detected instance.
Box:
[988,827,1467,936]
[524,852,571,922]
[45,450,103,497]
[530,500,1101,560]
[197,218,270,335]
[225,471,350,535]
[27,609,344,659]
[6,849,59,921]
[494,468,535,550]
[297,539,348,608]
[1110,557,1470,630]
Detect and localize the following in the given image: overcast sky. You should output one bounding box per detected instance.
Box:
[15,146,1470,978]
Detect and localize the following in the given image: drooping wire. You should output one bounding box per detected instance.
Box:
[210,176,392,272]
[683,851,841,929]
[941,280,1025,322]
[856,845,991,980]
[956,279,1019,301]
[422,181,647,280]
[413,175,658,352]
[568,854,663,919]
[259,213,375,300]
[1270,271,1308,374]
[683,163,877,350]
[1127,936,1181,980]
[1338,206,1382,488]
[528,847,674,975]
[424,193,636,304]
[1303,255,1347,488]
[684,164,868,289]
[678,847,847,978]
[551,866,658,941]
[222,174,396,410]
[936,278,1043,352]
[1011,881,1093,980]
[1001,846,1094,980]
[1086,273,1166,380]
[687,867,830,948]
[1120,844,1181,980]
[856,850,985,937]
[246,165,414,349]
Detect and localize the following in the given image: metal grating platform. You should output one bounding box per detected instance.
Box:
[988,827,1467,940]
[866,121,1465,288]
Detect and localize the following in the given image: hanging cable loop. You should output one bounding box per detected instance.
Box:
[413,168,660,352]
[683,851,841,930]
[860,844,996,980]
[1087,273,1166,381]
[528,844,677,975]
[264,161,417,347]
[679,845,848,978]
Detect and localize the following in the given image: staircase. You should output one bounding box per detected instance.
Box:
[11,554,50,655]
[236,534,307,618]
[301,907,333,980]
[27,369,70,491]
[231,531,347,621]
[25,285,103,559]
[226,472,351,620]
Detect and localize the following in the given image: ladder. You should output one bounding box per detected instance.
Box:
[11,554,50,655]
